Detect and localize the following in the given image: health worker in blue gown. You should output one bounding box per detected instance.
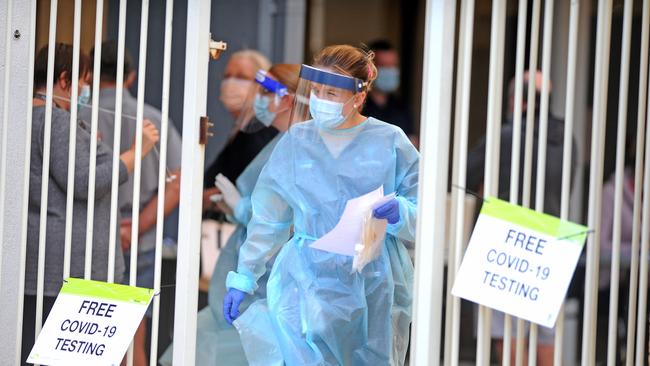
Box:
[160,64,303,366]
[223,45,419,366]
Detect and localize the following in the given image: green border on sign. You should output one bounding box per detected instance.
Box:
[60,278,154,304]
[481,196,588,246]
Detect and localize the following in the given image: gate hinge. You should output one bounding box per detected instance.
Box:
[199,116,214,145]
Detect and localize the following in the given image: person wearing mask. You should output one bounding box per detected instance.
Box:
[223,45,418,365]
[78,40,182,366]
[22,43,159,364]
[466,71,573,365]
[160,63,304,366]
[203,50,276,188]
[362,40,416,145]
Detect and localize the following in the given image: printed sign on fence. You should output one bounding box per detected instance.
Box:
[452,197,587,328]
[28,278,153,365]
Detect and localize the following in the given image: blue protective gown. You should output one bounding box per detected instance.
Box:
[160,133,283,366]
[208,132,283,322]
[227,118,418,366]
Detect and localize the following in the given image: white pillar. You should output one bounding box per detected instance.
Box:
[283,0,306,64]
[410,0,456,365]
[172,0,211,364]
[0,0,37,364]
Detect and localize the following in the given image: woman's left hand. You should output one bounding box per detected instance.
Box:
[373,198,400,224]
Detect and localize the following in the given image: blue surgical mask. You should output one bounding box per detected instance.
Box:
[78,85,91,106]
[253,94,276,127]
[374,67,400,93]
[309,92,354,130]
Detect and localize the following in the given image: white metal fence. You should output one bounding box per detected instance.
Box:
[0,0,200,364]
[413,0,650,365]
[1,0,649,365]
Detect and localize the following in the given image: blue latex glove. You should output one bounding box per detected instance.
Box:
[223,288,247,325]
[373,198,400,224]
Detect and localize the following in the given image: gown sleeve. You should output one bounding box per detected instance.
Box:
[231,133,284,227]
[386,129,419,242]
[232,196,253,226]
[226,134,293,294]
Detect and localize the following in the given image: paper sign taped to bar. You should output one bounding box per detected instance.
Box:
[28,278,153,366]
[452,197,587,328]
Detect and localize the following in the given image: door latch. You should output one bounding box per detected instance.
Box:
[209,36,227,60]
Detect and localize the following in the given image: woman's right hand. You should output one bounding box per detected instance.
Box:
[139,120,160,157]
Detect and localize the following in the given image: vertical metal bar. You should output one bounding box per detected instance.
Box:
[35,0,58,338]
[478,1,506,364]
[635,61,650,366]
[84,0,104,280]
[172,0,211,363]
[444,0,465,361]
[518,1,541,363]
[582,1,613,364]
[445,147,459,365]
[554,0,580,364]
[409,0,456,365]
[447,1,474,365]
[606,1,633,364]
[150,0,174,364]
[2,0,38,362]
[533,0,554,213]
[130,0,150,284]
[522,0,541,210]
[569,0,593,225]
[529,1,555,364]
[107,0,127,284]
[487,2,507,195]
[626,0,649,363]
[63,0,82,279]
[0,0,13,292]
[127,2,150,364]
[504,0,528,363]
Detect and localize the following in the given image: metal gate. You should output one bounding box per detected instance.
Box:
[0,0,214,364]
[413,0,650,365]
[2,0,650,365]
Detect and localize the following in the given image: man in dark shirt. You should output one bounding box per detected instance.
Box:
[362,40,416,144]
[466,71,575,365]
[467,71,573,216]
[204,128,277,186]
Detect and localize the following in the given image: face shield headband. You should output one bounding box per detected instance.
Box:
[255,70,289,98]
[298,64,365,93]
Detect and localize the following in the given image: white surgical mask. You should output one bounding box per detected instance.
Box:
[253,94,276,127]
[309,92,355,130]
[78,85,91,106]
[220,77,253,112]
[374,67,400,93]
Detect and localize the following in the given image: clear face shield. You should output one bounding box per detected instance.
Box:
[289,64,366,129]
[236,69,292,133]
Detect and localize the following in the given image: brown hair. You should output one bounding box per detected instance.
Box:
[268,64,300,93]
[91,40,135,82]
[34,43,91,90]
[313,45,378,91]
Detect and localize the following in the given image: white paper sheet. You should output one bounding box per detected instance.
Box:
[310,186,395,257]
